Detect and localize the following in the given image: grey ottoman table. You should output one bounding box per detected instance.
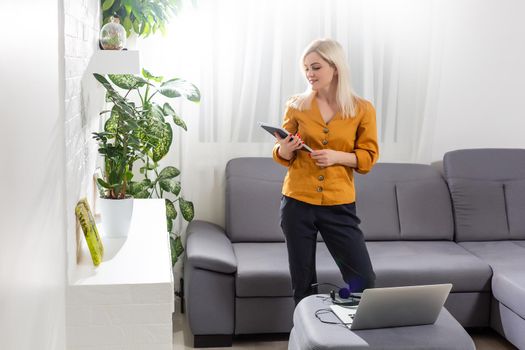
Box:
[288,295,475,350]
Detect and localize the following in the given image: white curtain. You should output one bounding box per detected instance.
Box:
[138,0,445,226]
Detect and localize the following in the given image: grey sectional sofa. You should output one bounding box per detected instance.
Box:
[183,149,525,348]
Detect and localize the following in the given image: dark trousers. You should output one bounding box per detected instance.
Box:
[280,196,376,305]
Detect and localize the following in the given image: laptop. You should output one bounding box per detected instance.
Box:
[330,283,452,330]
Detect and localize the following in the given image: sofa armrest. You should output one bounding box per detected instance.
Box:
[186,220,237,274]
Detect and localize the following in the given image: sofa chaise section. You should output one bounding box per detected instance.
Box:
[444,148,525,349]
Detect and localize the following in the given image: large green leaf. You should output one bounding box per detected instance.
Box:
[122,16,133,34]
[104,105,120,133]
[101,0,115,11]
[151,122,173,162]
[159,166,180,179]
[93,73,115,92]
[160,78,201,102]
[179,197,194,221]
[142,68,163,83]
[108,74,148,90]
[158,85,180,98]
[165,199,177,220]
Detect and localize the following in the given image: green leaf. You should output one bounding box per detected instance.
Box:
[151,122,173,162]
[162,103,175,116]
[93,73,115,92]
[159,166,180,179]
[108,74,147,89]
[123,16,133,32]
[133,18,141,34]
[142,68,163,83]
[165,199,177,220]
[160,78,201,102]
[143,21,150,36]
[124,3,132,15]
[102,0,115,11]
[167,218,173,233]
[104,106,120,133]
[97,178,112,189]
[172,114,187,131]
[134,190,150,198]
[169,235,177,265]
[171,181,181,196]
[174,235,184,258]
[158,85,181,98]
[159,179,172,192]
[179,197,194,221]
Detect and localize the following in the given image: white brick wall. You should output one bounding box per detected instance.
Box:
[63,0,100,280]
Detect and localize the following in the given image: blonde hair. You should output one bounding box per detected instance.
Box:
[288,39,359,118]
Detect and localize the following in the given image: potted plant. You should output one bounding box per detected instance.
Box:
[93,69,199,263]
[92,73,147,237]
[101,0,180,38]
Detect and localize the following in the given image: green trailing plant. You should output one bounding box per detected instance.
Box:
[101,0,180,38]
[93,69,200,265]
[92,73,147,199]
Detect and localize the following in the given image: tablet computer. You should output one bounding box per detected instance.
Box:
[257,121,313,153]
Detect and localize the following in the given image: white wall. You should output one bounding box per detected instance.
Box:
[431,0,525,161]
[0,1,66,349]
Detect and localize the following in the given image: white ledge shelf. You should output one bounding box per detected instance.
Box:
[86,50,140,74]
[67,199,174,349]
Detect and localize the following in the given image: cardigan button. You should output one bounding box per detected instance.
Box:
[322,139,328,145]
[318,175,324,181]
[317,186,323,192]
[323,128,329,133]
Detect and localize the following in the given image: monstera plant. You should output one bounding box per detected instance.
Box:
[101,0,180,37]
[93,69,200,264]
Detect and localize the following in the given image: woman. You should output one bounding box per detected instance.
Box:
[273,38,378,305]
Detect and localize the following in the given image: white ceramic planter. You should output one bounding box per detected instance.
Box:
[99,197,134,238]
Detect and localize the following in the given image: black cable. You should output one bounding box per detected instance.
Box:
[314,308,354,327]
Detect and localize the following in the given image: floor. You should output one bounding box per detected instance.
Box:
[172,304,517,350]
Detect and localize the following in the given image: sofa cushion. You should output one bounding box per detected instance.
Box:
[443,149,525,241]
[233,242,291,297]
[226,158,286,242]
[366,241,492,292]
[505,180,525,238]
[446,179,509,241]
[459,241,525,319]
[233,241,492,297]
[459,241,525,268]
[355,163,454,241]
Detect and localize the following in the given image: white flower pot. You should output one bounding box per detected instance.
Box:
[99,197,134,238]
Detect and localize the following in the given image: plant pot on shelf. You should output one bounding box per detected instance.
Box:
[99,197,134,238]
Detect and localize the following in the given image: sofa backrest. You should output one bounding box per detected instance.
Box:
[355,163,454,241]
[443,149,525,242]
[226,158,454,242]
[226,157,287,242]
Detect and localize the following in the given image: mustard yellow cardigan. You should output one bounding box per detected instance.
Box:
[272,97,379,205]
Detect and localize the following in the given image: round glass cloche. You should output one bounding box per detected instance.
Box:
[99,16,126,50]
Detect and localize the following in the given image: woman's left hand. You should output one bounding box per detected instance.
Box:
[310,149,340,167]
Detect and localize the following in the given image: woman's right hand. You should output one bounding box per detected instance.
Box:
[275,132,303,160]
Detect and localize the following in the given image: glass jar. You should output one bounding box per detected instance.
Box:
[99,16,127,50]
